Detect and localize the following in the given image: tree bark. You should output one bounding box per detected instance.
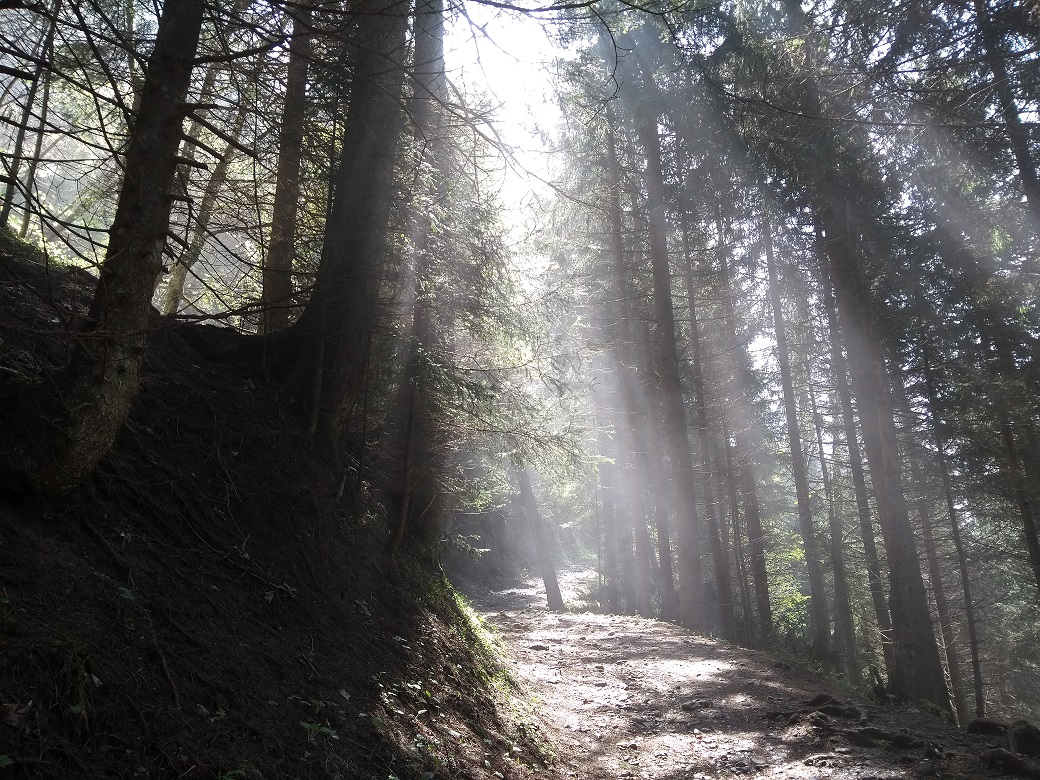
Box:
[286,0,408,457]
[515,466,565,612]
[921,346,985,717]
[815,196,949,708]
[260,6,313,333]
[0,0,206,491]
[763,207,831,661]
[819,252,897,679]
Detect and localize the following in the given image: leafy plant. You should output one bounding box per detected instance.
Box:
[300,720,339,743]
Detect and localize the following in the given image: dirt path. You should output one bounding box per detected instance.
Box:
[473,569,993,780]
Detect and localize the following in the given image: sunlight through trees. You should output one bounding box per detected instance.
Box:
[2,0,1040,724]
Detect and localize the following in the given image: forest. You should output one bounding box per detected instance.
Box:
[2,0,1040,776]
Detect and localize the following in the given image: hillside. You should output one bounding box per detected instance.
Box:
[0,233,550,780]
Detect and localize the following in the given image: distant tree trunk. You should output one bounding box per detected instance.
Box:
[740,450,772,643]
[763,208,831,661]
[722,429,755,641]
[285,0,408,457]
[604,110,679,620]
[619,437,654,617]
[891,367,968,722]
[515,467,565,612]
[918,479,968,724]
[680,205,735,640]
[16,39,53,239]
[815,196,949,708]
[161,102,249,315]
[819,252,896,679]
[639,319,679,619]
[0,0,206,491]
[921,346,985,717]
[618,69,705,626]
[809,388,861,685]
[972,0,1040,230]
[779,0,934,695]
[260,6,312,333]
[607,338,656,618]
[602,117,654,618]
[594,403,621,613]
[985,338,1040,599]
[0,0,59,227]
[714,217,772,645]
[385,0,448,553]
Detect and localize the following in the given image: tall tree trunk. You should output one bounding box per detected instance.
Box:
[0,0,59,227]
[680,204,735,639]
[917,478,968,725]
[0,0,206,491]
[986,338,1040,599]
[286,0,408,457]
[763,208,831,661]
[778,0,940,696]
[722,429,754,641]
[603,116,656,618]
[385,0,448,553]
[815,196,949,708]
[619,445,654,617]
[260,6,313,333]
[972,0,1040,230]
[641,319,680,619]
[613,47,704,627]
[161,100,249,315]
[16,32,53,239]
[921,347,986,716]
[515,467,565,612]
[595,402,621,613]
[809,387,861,684]
[741,452,771,644]
[819,252,897,679]
[714,214,773,644]
[640,108,704,627]
[892,369,968,722]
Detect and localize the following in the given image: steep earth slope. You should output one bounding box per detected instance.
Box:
[0,232,551,780]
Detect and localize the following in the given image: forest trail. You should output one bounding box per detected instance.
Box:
[472,569,989,780]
